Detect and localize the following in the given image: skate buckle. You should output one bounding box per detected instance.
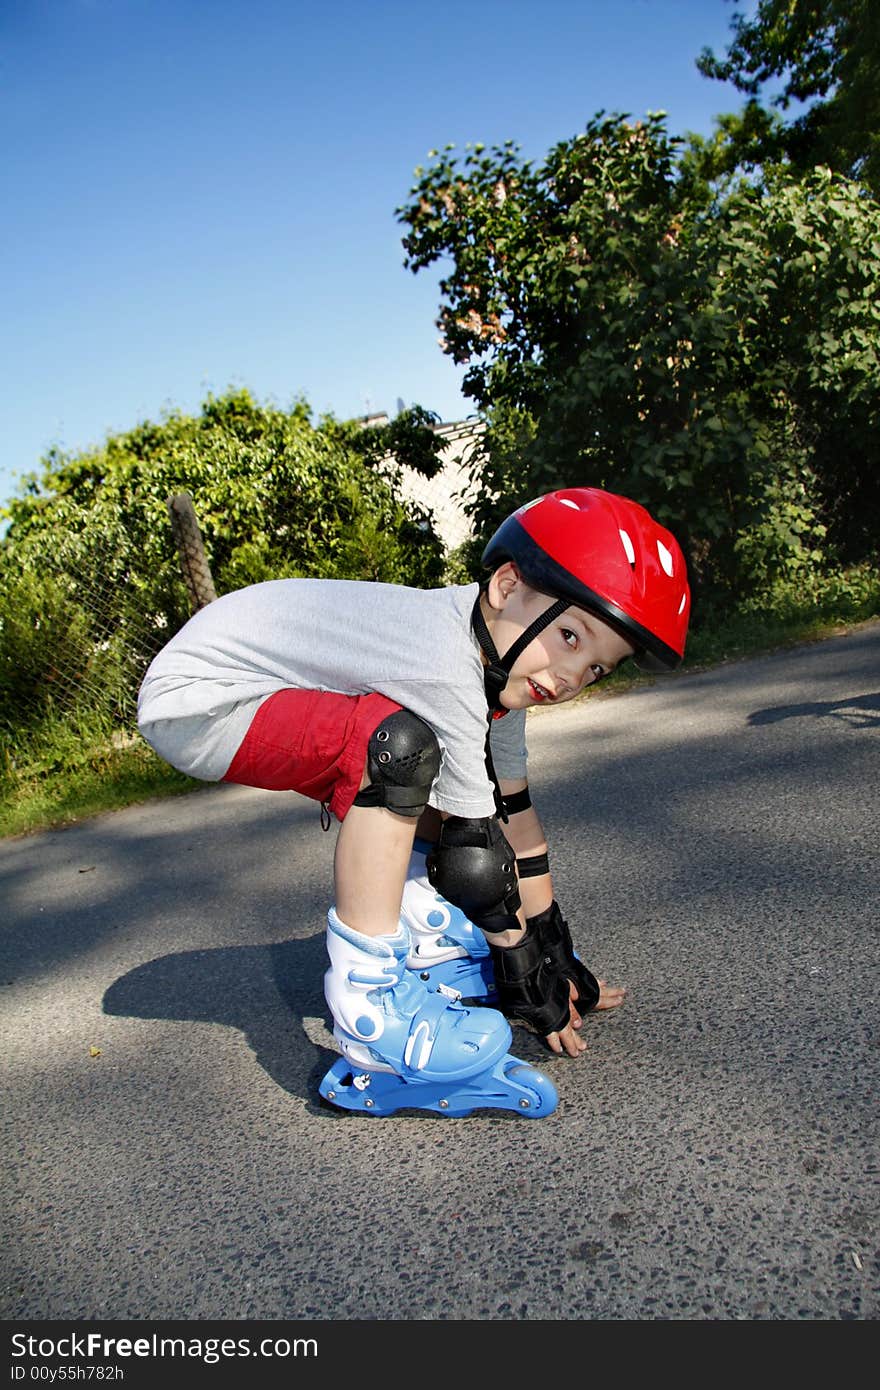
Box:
[436,982,463,1001]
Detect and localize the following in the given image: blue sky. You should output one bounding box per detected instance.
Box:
[1,0,750,509]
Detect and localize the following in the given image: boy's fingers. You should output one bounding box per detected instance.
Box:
[568,980,583,1028]
[595,980,627,1011]
[545,1024,587,1058]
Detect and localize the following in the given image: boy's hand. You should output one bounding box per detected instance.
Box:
[488,915,627,1058]
[543,981,585,1057]
[543,978,626,1056]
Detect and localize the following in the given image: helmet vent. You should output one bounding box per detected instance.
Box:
[618,528,636,568]
[657,540,674,576]
[559,498,579,510]
[678,593,688,615]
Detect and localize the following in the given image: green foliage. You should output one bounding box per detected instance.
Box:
[683,561,880,669]
[0,569,93,733]
[0,722,196,839]
[695,0,880,193]
[398,118,880,613]
[0,389,446,802]
[3,389,445,597]
[353,404,446,481]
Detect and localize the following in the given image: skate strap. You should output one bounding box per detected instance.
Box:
[403,988,465,1073]
[436,982,463,1001]
[348,964,402,989]
[411,988,463,1031]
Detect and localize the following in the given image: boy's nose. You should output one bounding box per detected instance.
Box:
[555,660,589,695]
[574,659,601,691]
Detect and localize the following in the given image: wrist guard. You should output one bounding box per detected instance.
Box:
[517,851,549,878]
[488,925,572,1037]
[527,900,600,1013]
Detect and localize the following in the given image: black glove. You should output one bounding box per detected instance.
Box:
[526,900,600,1014]
[487,923,572,1038]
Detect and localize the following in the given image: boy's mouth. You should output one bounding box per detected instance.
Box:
[528,678,554,703]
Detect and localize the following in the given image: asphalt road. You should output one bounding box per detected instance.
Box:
[2,622,878,1324]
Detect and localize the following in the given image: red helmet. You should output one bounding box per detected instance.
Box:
[482,487,690,671]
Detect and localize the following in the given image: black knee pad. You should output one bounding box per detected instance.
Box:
[426,815,521,935]
[353,709,441,818]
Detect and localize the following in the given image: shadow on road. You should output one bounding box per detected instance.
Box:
[748,691,880,728]
[102,934,342,1112]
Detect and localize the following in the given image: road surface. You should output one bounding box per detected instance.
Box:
[2,622,878,1322]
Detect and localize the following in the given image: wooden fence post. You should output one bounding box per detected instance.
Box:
[167,493,217,611]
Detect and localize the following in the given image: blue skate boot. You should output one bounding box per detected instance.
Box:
[400,839,497,1002]
[318,908,557,1118]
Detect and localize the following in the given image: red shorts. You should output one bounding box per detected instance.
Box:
[222,689,402,821]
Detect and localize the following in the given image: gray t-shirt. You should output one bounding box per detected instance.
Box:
[137,578,528,818]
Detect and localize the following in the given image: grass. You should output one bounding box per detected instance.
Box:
[2,571,878,839]
[0,731,199,839]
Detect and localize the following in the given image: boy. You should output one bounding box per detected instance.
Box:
[138,487,690,1117]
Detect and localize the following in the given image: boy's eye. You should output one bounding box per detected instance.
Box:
[561,628,578,648]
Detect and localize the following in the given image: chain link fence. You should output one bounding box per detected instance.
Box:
[1,532,182,785]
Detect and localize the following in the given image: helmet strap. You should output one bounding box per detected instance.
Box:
[471,592,569,711]
[471,595,509,709]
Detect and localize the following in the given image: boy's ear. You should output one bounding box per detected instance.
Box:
[486,561,522,609]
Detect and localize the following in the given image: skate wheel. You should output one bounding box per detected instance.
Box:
[504,1062,558,1117]
[318,1054,558,1119]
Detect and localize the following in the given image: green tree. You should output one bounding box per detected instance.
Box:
[3,389,444,597]
[0,390,446,758]
[694,0,880,192]
[398,116,880,609]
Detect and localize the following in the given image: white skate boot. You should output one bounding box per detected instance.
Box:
[400,839,496,1001]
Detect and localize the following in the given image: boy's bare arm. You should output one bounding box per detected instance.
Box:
[497,776,554,918]
[498,777,627,1017]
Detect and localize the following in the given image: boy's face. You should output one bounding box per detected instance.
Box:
[485,563,635,710]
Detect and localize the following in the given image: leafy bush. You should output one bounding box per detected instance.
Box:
[0,569,94,732]
[0,390,446,791]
